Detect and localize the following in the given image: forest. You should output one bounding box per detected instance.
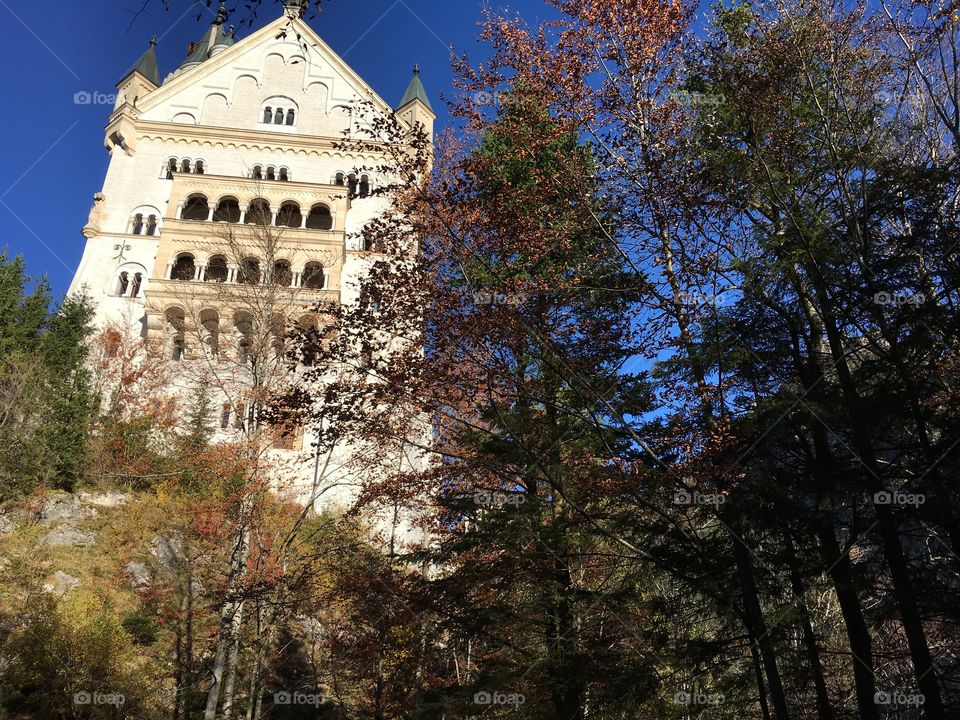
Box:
[0,0,958,718]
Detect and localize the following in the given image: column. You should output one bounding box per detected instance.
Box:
[207,204,216,221]
[292,270,303,288]
[270,210,279,226]
[239,205,248,224]
[175,201,184,219]
[196,263,207,282]
[165,260,175,280]
[300,214,308,229]
[227,265,238,284]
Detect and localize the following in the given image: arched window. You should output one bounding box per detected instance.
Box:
[181,194,209,221]
[130,272,143,297]
[305,204,333,230]
[273,261,293,287]
[252,165,263,180]
[146,215,158,236]
[286,109,296,126]
[238,257,261,285]
[171,254,196,281]
[335,172,345,186]
[302,262,325,289]
[274,108,284,124]
[266,166,276,181]
[276,202,302,228]
[206,255,229,283]
[166,308,186,361]
[201,310,220,357]
[245,199,271,226]
[348,173,358,196]
[131,213,144,235]
[195,160,205,175]
[234,312,253,362]
[117,271,130,296]
[359,174,370,198]
[213,197,241,223]
[263,107,273,123]
[166,158,178,179]
[181,159,192,173]
[279,168,289,182]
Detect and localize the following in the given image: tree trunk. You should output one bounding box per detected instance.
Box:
[748,631,773,720]
[732,537,791,720]
[204,503,252,720]
[784,531,834,720]
[220,608,246,719]
[815,298,946,719]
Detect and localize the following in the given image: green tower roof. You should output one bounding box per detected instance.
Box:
[124,37,160,86]
[398,65,433,112]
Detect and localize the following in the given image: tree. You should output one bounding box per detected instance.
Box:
[0,252,95,498]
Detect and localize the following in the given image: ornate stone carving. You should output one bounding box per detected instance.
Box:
[82,193,106,239]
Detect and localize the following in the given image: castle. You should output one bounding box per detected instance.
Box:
[69,0,435,510]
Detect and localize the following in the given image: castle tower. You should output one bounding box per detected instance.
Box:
[69,6,433,507]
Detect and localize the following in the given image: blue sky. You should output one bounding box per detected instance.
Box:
[0,0,558,297]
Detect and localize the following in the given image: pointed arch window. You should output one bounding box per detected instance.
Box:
[252,165,263,180]
[348,173,358,196]
[266,166,276,181]
[132,214,144,235]
[286,109,296,126]
[335,172,345,186]
[274,108,284,124]
[359,174,370,198]
[117,272,130,296]
[195,160,205,175]
[263,107,273,124]
[181,159,192,174]
[166,158,178,179]
[146,215,158,236]
[279,168,289,182]
[130,272,143,298]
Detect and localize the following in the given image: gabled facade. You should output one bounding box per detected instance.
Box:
[69,1,435,508]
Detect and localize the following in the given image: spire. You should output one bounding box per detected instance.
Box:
[179,2,233,69]
[123,36,160,86]
[398,64,433,112]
